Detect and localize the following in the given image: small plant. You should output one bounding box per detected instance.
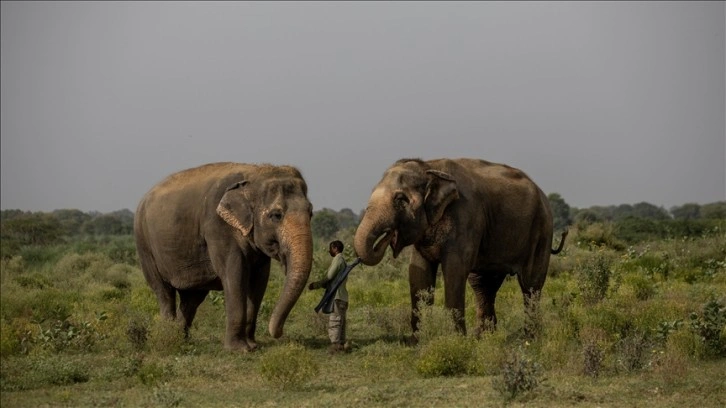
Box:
[150,383,183,407]
[127,316,150,351]
[415,334,476,377]
[653,319,683,346]
[615,332,651,373]
[137,361,174,386]
[689,297,726,358]
[577,251,613,305]
[580,327,608,379]
[492,345,544,401]
[259,342,319,389]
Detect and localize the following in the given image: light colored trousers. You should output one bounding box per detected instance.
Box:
[328,299,348,344]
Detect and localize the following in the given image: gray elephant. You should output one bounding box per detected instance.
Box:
[134,162,313,351]
[353,158,567,337]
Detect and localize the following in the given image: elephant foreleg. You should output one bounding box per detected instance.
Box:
[245,260,270,350]
[408,251,438,336]
[468,270,506,337]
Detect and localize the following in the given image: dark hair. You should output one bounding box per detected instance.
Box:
[329,240,344,253]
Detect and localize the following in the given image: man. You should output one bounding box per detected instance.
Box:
[308,240,349,353]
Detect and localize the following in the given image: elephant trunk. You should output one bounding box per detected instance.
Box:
[354,205,393,266]
[268,213,313,338]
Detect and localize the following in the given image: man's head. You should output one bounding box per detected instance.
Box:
[329,240,344,257]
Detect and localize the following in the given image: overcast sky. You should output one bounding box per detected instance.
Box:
[1,1,724,214]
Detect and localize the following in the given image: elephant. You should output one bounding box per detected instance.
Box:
[134,162,313,352]
[353,158,567,338]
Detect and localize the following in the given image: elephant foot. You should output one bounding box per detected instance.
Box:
[225,339,258,353]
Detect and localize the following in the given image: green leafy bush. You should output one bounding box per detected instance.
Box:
[577,251,613,305]
[259,342,319,389]
[689,298,726,358]
[416,334,476,377]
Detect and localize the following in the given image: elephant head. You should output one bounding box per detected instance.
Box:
[354,159,459,266]
[216,167,313,338]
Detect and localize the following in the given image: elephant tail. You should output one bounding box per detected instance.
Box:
[551,229,568,255]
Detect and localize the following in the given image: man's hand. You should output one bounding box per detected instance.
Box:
[308,280,328,290]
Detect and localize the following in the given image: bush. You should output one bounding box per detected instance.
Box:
[259,342,319,389]
[492,345,544,401]
[416,334,476,377]
[577,251,613,305]
[689,298,726,358]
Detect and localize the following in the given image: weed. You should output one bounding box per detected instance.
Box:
[416,334,476,377]
[492,345,544,401]
[150,383,183,407]
[127,315,150,351]
[577,251,613,305]
[137,360,175,386]
[614,331,651,373]
[258,342,319,389]
[689,297,726,358]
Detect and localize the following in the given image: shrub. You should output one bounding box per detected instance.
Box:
[614,331,651,373]
[492,345,544,401]
[259,342,319,389]
[579,327,608,378]
[416,334,476,377]
[577,251,614,305]
[689,297,726,358]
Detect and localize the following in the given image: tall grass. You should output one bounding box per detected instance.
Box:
[1,232,725,407]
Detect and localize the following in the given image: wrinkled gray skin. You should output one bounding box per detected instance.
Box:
[354,158,567,337]
[134,163,313,352]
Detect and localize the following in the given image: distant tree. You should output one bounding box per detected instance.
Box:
[632,202,670,220]
[335,208,360,230]
[311,209,340,239]
[82,212,133,235]
[670,203,701,220]
[573,209,602,228]
[612,204,634,221]
[701,201,726,219]
[0,212,63,253]
[53,209,92,236]
[547,193,572,230]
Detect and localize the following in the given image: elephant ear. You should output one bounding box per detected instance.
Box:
[424,170,459,225]
[216,181,254,236]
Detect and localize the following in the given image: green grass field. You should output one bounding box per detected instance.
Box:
[1,228,725,407]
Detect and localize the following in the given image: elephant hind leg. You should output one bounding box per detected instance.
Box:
[517,240,550,338]
[137,246,177,320]
[468,270,506,337]
[179,289,209,337]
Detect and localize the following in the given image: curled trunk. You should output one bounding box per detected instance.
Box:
[354,207,393,266]
[268,213,313,338]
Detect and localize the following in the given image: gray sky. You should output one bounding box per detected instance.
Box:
[2,1,724,214]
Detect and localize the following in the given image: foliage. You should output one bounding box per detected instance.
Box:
[689,297,726,358]
[492,345,544,401]
[311,209,339,239]
[416,334,477,377]
[576,250,613,305]
[1,203,726,407]
[258,342,319,389]
[547,192,572,231]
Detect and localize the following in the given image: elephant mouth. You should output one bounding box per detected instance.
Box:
[373,229,401,258]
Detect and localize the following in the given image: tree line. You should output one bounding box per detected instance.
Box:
[2,197,725,258]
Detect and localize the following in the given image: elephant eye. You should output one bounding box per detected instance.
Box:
[269,210,283,222]
[393,192,409,206]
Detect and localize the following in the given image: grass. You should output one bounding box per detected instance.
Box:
[1,229,725,407]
